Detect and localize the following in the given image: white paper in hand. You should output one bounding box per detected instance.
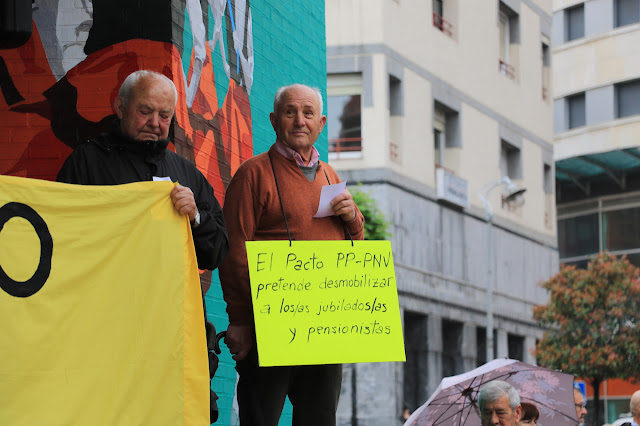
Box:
[313,181,347,218]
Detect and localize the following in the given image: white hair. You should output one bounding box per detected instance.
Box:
[478,380,521,411]
[118,70,178,107]
[273,84,324,113]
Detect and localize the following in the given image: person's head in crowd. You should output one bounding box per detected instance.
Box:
[630,390,640,424]
[517,402,540,425]
[573,386,588,425]
[479,380,522,426]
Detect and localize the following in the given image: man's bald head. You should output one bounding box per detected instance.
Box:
[631,390,640,423]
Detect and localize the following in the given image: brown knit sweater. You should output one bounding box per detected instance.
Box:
[218,145,365,325]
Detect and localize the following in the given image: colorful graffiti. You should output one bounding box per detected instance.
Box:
[1,2,255,423]
[0,0,253,207]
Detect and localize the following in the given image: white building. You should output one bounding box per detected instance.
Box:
[552,1,640,424]
[553,0,640,270]
[325,1,558,424]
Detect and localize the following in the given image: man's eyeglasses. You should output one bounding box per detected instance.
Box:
[575,403,587,410]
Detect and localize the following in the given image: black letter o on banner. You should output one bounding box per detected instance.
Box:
[0,202,53,297]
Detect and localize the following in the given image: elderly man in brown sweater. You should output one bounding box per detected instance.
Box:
[219,84,365,426]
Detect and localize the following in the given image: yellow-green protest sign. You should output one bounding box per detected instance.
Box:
[246,240,405,367]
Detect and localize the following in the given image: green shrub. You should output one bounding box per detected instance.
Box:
[350,185,392,240]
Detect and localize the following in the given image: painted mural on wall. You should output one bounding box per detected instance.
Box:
[0,0,253,207]
[2,1,329,423]
[1,2,255,423]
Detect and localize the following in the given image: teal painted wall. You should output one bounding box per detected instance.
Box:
[196,2,328,424]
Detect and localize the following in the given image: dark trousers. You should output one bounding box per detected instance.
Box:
[236,347,342,426]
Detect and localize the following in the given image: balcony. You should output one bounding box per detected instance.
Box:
[499,60,516,79]
[433,13,453,37]
[329,137,362,159]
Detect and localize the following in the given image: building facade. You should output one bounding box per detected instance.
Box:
[553,0,640,423]
[326,1,558,424]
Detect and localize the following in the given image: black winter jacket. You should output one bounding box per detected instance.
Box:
[56,126,229,271]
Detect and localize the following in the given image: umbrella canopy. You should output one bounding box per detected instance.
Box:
[404,358,578,426]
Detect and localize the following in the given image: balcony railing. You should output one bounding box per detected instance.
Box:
[329,137,362,158]
[499,59,516,79]
[433,13,453,36]
[390,141,400,163]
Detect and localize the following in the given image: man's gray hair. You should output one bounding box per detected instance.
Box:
[273,84,323,114]
[118,70,178,107]
[478,380,521,411]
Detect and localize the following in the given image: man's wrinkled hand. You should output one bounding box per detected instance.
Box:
[330,188,356,222]
[171,185,197,222]
[224,325,254,361]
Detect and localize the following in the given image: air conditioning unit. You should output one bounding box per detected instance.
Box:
[436,168,469,208]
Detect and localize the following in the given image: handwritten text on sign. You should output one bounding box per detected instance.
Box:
[246,240,405,367]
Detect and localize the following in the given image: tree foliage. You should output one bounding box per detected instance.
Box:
[533,252,640,425]
[350,185,392,240]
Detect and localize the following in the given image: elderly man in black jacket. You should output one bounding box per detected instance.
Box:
[57,69,228,270]
[57,69,229,422]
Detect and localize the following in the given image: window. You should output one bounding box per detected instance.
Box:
[433,0,443,19]
[544,164,553,194]
[615,0,640,27]
[625,252,640,268]
[433,101,460,170]
[544,164,553,229]
[389,75,403,116]
[603,207,640,251]
[389,75,403,163]
[616,79,640,118]
[442,319,464,377]
[541,41,550,100]
[434,107,446,167]
[558,199,640,269]
[566,4,585,41]
[327,74,362,159]
[498,1,519,78]
[568,93,586,129]
[508,334,524,361]
[433,0,453,35]
[558,213,599,259]
[500,140,522,180]
[500,11,510,63]
[403,312,429,412]
[499,11,510,64]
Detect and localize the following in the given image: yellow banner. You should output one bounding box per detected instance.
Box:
[246,240,405,367]
[0,175,208,426]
